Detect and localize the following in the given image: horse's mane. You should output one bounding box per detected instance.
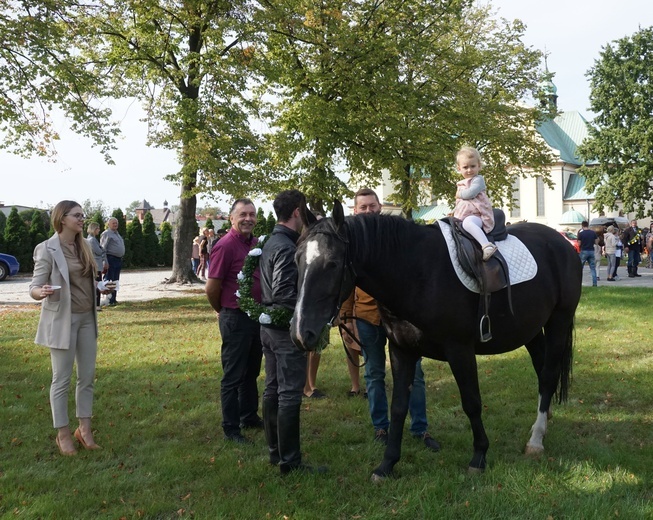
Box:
[342,213,431,265]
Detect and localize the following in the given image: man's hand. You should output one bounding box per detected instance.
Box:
[205,277,223,314]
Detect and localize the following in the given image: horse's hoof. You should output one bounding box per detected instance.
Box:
[524,444,544,458]
[371,472,387,484]
[468,452,487,473]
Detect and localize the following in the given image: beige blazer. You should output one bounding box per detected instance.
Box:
[30,234,98,350]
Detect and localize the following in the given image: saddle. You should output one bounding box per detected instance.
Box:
[441,209,513,343]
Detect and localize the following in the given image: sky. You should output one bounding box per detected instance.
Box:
[3,0,653,214]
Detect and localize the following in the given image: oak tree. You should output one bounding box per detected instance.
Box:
[578,27,653,217]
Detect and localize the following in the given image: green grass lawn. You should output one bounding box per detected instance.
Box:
[1,288,652,519]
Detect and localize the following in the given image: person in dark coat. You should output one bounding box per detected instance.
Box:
[621,219,643,277]
[259,190,326,475]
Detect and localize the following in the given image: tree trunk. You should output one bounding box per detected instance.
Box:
[168,187,198,284]
[400,163,413,220]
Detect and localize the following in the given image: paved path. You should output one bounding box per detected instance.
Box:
[582,262,653,287]
[0,269,204,308]
[2,262,652,309]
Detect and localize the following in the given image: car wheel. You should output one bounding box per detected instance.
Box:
[0,262,7,281]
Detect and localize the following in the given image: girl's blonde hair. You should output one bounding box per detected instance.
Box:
[50,200,96,278]
[456,146,482,167]
[87,222,100,235]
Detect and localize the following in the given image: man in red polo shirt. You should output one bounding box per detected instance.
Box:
[206,198,263,443]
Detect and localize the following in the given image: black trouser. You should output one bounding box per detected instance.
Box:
[218,308,263,436]
[261,326,307,472]
[95,271,102,307]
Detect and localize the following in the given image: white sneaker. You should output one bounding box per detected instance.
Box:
[482,244,497,261]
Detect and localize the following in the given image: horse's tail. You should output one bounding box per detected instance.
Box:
[557,318,575,404]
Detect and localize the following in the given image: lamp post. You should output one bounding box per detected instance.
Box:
[586,199,590,221]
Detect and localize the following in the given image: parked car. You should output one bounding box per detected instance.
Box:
[558,231,580,253]
[0,252,20,281]
[589,216,629,232]
[588,217,629,246]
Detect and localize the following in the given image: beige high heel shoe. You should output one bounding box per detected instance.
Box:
[74,428,101,450]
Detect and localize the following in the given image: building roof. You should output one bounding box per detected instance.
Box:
[0,204,41,216]
[559,208,586,225]
[564,173,595,200]
[537,111,593,166]
[136,199,153,211]
[149,208,175,226]
[413,203,452,222]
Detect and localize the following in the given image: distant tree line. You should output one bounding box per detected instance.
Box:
[1,208,50,272]
[1,206,175,272]
[1,202,277,273]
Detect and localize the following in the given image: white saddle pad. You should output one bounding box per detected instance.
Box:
[439,220,538,293]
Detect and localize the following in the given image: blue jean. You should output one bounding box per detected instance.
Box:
[579,250,597,286]
[606,254,616,279]
[357,320,428,436]
[104,254,122,304]
[627,249,641,270]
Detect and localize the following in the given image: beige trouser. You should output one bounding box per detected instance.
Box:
[49,311,97,428]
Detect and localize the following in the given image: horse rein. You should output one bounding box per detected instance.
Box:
[337,314,370,368]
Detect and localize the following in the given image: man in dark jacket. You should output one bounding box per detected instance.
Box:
[622,219,643,277]
[578,220,599,286]
[259,189,326,475]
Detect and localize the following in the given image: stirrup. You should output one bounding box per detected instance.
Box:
[479,314,492,342]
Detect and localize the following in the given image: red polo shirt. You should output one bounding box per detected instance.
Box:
[208,228,260,309]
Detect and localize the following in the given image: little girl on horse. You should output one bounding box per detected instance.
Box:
[453,146,497,261]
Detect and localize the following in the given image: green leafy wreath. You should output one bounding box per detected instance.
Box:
[237,235,294,327]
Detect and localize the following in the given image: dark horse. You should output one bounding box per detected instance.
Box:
[291,201,582,480]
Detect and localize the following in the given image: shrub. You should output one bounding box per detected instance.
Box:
[159,222,173,266]
[126,218,145,267]
[4,207,32,272]
[142,212,161,266]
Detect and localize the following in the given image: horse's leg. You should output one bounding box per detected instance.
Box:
[525,313,574,456]
[525,333,553,416]
[525,331,549,456]
[447,345,489,473]
[371,342,417,481]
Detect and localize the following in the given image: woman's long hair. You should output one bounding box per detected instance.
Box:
[50,200,96,278]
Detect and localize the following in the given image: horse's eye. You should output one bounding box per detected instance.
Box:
[325,260,339,270]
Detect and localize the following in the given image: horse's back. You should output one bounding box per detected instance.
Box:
[507,222,582,308]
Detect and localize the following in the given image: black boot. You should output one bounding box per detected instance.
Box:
[262,398,279,465]
[628,265,635,277]
[277,404,326,475]
[634,266,642,277]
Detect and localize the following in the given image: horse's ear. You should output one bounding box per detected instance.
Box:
[299,195,317,228]
[332,199,345,229]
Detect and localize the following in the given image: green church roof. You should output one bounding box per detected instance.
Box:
[564,173,595,200]
[560,208,586,224]
[536,111,592,166]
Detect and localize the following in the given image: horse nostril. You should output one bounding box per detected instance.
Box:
[303,331,317,349]
[291,329,316,351]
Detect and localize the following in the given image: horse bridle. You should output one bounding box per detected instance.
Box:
[305,225,357,327]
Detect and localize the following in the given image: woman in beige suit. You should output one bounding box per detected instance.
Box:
[30,200,101,455]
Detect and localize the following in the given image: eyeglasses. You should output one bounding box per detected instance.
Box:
[65,213,86,221]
